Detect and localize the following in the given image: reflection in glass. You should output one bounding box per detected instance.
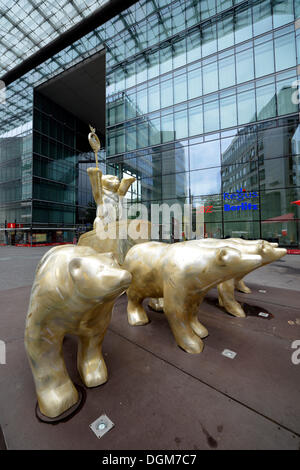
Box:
[188,66,202,100]
[173,37,186,69]
[235,5,252,43]
[274,33,296,72]
[160,44,173,74]
[219,55,235,89]
[202,23,217,57]
[161,78,173,108]
[253,0,272,36]
[148,84,160,113]
[136,88,148,115]
[190,167,221,196]
[238,89,256,124]
[256,83,276,121]
[272,0,294,28]
[161,113,174,143]
[276,79,298,116]
[174,109,188,139]
[224,221,260,239]
[204,100,220,133]
[189,140,221,170]
[174,73,187,104]
[220,94,237,129]
[236,49,254,84]
[149,116,161,146]
[203,61,218,94]
[218,15,234,50]
[187,28,201,63]
[188,104,203,137]
[254,40,274,78]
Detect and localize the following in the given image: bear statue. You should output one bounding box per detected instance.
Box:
[148,239,286,318]
[78,167,151,265]
[24,245,132,419]
[122,241,262,354]
[190,239,286,318]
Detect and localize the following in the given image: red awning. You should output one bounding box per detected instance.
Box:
[262,213,295,223]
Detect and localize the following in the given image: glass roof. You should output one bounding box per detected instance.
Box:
[0,0,110,75]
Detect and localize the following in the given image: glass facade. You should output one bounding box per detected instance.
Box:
[0,0,300,246]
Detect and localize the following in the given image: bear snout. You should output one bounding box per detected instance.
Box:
[103,268,132,291]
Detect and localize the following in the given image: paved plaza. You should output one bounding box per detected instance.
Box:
[0,246,299,449]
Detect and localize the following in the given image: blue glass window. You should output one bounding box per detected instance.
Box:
[148,50,160,80]
[220,94,237,128]
[202,24,217,58]
[189,140,221,170]
[204,100,220,133]
[174,73,187,104]
[188,66,202,100]
[148,84,160,113]
[173,37,187,69]
[187,28,201,63]
[219,55,235,89]
[253,0,272,36]
[254,40,274,78]
[217,0,232,13]
[203,61,218,94]
[200,0,216,20]
[161,77,174,108]
[235,5,253,44]
[273,0,294,29]
[161,113,174,142]
[236,48,254,83]
[136,88,148,115]
[149,116,161,146]
[274,33,296,72]
[136,57,148,84]
[137,120,149,148]
[277,78,299,115]
[160,45,172,74]
[190,167,221,196]
[256,83,276,120]
[218,15,234,50]
[174,109,188,139]
[237,89,256,124]
[126,123,137,151]
[188,103,203,136]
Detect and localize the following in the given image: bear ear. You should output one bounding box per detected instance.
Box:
[69,258,83,282]
[216,247,231,266]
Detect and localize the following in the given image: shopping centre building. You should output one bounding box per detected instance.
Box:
[0,0,299,247]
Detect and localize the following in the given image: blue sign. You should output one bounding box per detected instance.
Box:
[223,188,259,211]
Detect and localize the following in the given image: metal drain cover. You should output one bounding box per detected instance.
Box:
[90,414,114,438]
[222,349,237,359]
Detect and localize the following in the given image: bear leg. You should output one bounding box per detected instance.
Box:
[127,289,149,326]
[163,291,204,354]
[190,314,209,339]
[77,335,108,388]
[235,278,252,294]
[218,279,246,318]
[25,332,78,418]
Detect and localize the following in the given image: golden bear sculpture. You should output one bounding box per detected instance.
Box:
[148,239,286,319]
[123,241,262,354]
[78,167,151,264]
[24,245,132,419]
[193,239,286,318]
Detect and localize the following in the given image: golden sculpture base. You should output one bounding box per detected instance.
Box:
[35,384,85,424]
